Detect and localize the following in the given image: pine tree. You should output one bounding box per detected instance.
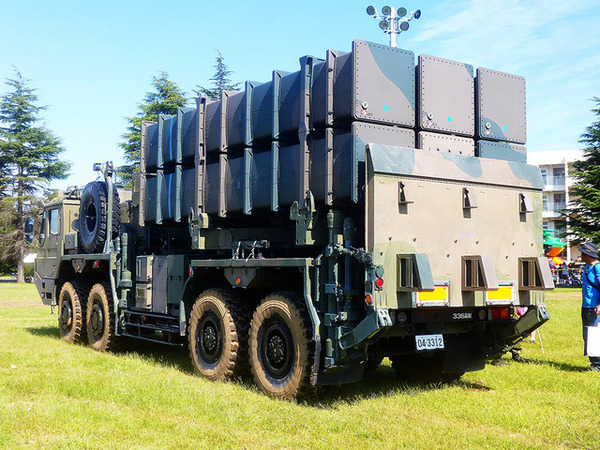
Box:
[118,72,188,184]
[195,51,240,100]
[567,97,600,244]
[0,68,70,282]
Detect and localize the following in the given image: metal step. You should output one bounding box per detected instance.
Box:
[122,310,184,346]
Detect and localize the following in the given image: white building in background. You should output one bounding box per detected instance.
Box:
[527,149,584,262]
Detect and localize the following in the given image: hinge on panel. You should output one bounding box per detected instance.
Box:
[398,181,414,205]
[519,192,533,213]
[463,187,478,209]
[290,191,317,246]
[189,213,210,250]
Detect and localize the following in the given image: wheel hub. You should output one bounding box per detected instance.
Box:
[203,325,218,352]
[90,301,104,338]
[197,312,222,364]
[85,201,97,233]
[267,334,285,365]
[60,300,73,331]
[262,319,294,379]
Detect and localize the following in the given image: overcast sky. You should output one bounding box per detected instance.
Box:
[1,0,598,190]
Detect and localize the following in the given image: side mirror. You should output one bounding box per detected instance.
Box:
[24,218,34,244]
[24,218,34,234]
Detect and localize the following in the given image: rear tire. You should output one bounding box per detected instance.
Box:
[86,282,118,351]
[188,289,251,381]
[249,292,314,400]
[58,281,89,343]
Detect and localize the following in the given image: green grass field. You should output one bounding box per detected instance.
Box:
[1,284,599,449]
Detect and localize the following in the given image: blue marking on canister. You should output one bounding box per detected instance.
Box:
[169,117,174,162]
[168,173,172,217]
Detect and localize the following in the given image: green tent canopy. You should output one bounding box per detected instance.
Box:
[543,229,565,248]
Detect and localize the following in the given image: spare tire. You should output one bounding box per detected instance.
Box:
[79,181,121,253]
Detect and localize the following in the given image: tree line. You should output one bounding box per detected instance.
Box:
[0,52,238,281]
[1,54,599,281]
[119,51,239,182]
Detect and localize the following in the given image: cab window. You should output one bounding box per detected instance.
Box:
[49,208,59,235]
[39,210,47,246]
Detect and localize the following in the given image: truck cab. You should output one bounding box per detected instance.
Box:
[34,194,80,306]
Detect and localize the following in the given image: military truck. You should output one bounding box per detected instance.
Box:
[34,40,553,400]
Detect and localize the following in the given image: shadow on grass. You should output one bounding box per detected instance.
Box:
[110,341,445,406]
[524,357,585,373]
[113,341,488,405]
[27,326,586,405]
[118,337,193,374]
[24,326,465,403]
[27,326,60,339]
[299,366,494,408]
[25,325,193,370]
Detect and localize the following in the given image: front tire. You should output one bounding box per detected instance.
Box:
[86,282,118,351]
[58,281,89,343]
[249,292,314,400]
[188,289,250,381]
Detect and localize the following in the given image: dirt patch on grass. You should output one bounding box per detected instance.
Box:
[0,283,44,308]
[547,289,580,301]
[1,299,45,308]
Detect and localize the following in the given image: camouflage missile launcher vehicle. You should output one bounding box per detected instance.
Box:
[34,40,552,400]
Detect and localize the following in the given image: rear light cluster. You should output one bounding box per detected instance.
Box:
[489,307,511,321]
[365,266,385,305]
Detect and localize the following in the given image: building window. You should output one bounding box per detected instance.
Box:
[553,220,567,239]
[540,169,548,185]
[554,193,566,212]
[542,195,549,211]
[553,167,565,186]
[543,221,549,229]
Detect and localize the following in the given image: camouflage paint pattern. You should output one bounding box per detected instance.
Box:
[477,140,527,164]
[366,143,545,309]
[476,67,526,144]
[418,54,474,137]
[334,40,415,127]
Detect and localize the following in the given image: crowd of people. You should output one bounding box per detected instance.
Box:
[549,257,585,286]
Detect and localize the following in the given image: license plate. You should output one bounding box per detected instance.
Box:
[415,334,445,351]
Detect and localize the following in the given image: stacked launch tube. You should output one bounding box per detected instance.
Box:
[141,40,526,225]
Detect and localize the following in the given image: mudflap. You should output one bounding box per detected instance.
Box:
[443,329,486,374]
[316,359,366,386]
